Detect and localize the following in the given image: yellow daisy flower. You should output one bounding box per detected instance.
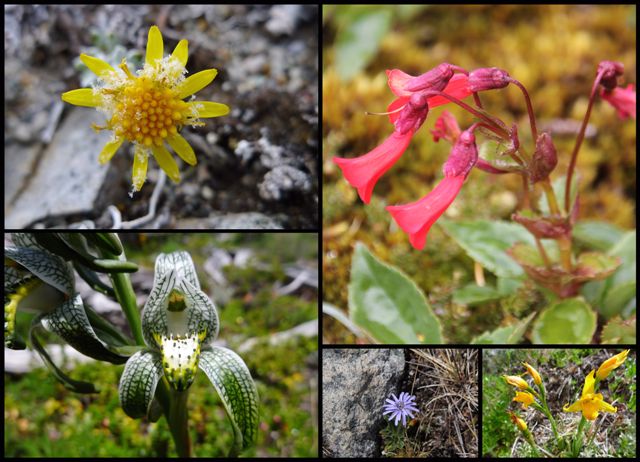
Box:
[596,349,630,381]
[563,370,617,420]
[61,25,230,192]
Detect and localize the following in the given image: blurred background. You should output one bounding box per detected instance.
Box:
[4,233,318,457]
[4,5,318,229]
[322,5,636,343]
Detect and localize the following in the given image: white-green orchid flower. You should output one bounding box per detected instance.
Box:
[119,251,259,450]
[5,233,128,363]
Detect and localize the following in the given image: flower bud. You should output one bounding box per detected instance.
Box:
[405,63,454,93]
[598,60,624,91]
[442,128,478,178]
[431,110,461,143]
[529,132,558,183]
[468,67,510,92]
[394,92,429,135]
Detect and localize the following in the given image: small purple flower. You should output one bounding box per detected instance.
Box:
[382,391,419,427]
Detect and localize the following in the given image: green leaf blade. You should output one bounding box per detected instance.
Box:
[531,297,597,344]
[348,243,443,344]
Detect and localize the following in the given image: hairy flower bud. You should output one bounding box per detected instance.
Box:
[405,63,455,93]
[394,92,429,134]
[442,128,478,178]
[529,132,558,183]
[598,60,624,91]
[468,67,510,92]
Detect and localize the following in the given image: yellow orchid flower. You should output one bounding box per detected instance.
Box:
[61,25,229,192]
[513,391,536,409]
[522,362,542,385]
[503,375,530,390]
[508,411,528,431]
[596,349,630,381]
[563,370,617,420]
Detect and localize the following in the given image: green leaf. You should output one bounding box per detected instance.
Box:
[471,312,535,344]
[199,347,259,455]
[600,316,636,344]
[531,297,597,344]
[30,320,98,393]
[335,9,392,81]
[453,284,503,306]
[439,219,544,278]
[349,242,443,343]
[582,230,636,319]
[573,221,626,251]
[118,350,164,418]
[41,294,129,364]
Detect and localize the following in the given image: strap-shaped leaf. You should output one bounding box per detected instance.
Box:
[85,233,124,256]
[41,294,128,364]
[179,278,219,344]
[72,261,116,297]
[119,350,164,419]
[142,269,176,348]
[5,246,74,295]
[199,347,259,454]
[30,318,98,393]
[155,251,200,289]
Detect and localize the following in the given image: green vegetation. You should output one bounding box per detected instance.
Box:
[4,233,318,457]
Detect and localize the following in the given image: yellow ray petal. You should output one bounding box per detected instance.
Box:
[175,69,217,99]
[189,101,230,118]
[80,54,116,78]
[171,39,189,67]
[132,146,149,192]
[167,133,197,166]
[61,88,101,107]
[151,145,181,183]
[563,400,581,413]
[146,25,164,67]
[98,137,124,164]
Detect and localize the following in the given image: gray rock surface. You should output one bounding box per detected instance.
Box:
[322,349,405,458]
[5,108,111,228]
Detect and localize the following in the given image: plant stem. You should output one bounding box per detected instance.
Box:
[564,71,604,213]
[435,92,511,139]
[540,179,561,216]
[108,266,145,346]
[510,78,538,141]
[572,416,587,457]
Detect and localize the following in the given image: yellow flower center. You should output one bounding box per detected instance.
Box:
[106,74,191,147]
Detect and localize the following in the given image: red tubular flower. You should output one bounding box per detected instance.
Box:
[333,131,415,204]
[600,84,636,119]
[386,129,478,249]
[333,93,429,204]
[386,176,465,249]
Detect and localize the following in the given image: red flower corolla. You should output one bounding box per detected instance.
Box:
[333,93,429,204]
[600,84,636,119]
[386,129,478,249]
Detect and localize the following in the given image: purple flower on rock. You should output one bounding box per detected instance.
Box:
[382,391,419,427]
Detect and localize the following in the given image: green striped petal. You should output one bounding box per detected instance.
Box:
[199,347,259,454]
[41,294,128,364]
[5,246,74,295]
[179,278,219,344]
[142,269,176,348]
[119,350,164,419]
[155,251,200,289]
